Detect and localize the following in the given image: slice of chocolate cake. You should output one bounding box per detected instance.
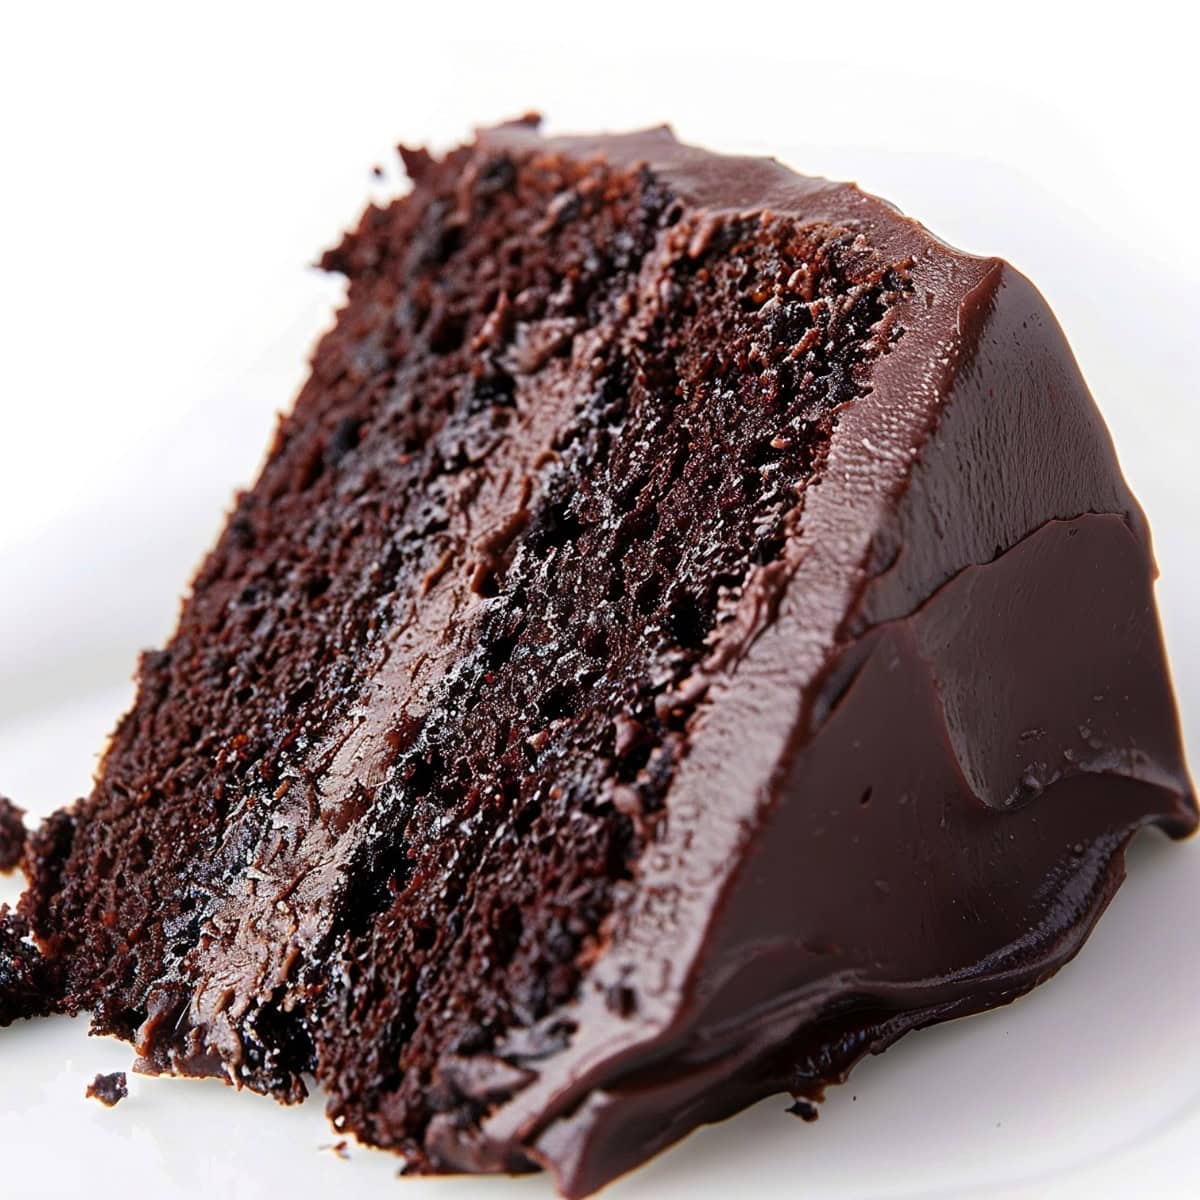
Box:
[5,119,1194,1196]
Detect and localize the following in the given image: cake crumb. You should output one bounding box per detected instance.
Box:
[86,1071,128,1107]
[0,795,26,872]
[320,1140,350,1160]
[786,1098,819,1122]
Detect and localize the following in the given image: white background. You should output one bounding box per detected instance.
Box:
[1,2,1197,1196]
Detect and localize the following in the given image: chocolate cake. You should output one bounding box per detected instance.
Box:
[4,119,1194,1195]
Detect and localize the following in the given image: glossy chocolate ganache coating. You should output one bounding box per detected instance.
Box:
[3,120,1194,1196]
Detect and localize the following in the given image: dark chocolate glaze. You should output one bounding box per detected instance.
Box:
[3,123,1193,1195]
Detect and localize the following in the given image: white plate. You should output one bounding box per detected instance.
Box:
[1,11,1198,1193]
